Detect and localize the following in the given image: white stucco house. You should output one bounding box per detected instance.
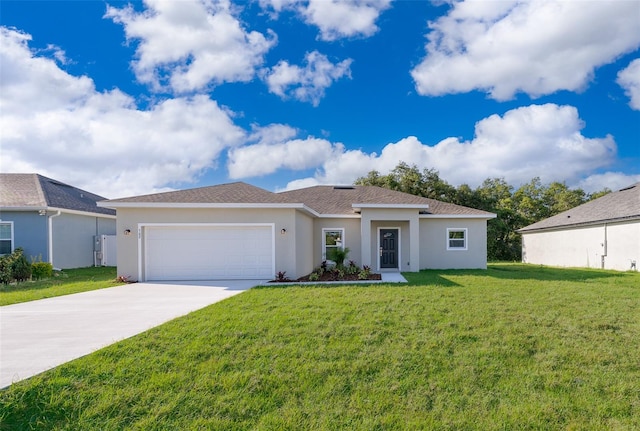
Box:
[519,182,639,271]
[98,182,496,281]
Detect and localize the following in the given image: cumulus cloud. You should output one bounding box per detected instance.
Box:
[259,0,391,40]
[227,124,339,178]
[617,59,640,110]
[411,1,640,100]
[263,51,352,105]
[0,26,245,198]
[576,172,640,194]
[105,0,275,93]
[283,104,617,190]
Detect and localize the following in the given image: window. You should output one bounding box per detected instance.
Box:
[447,228,467,250]
[322,228,344,261]
[0,222,13,255]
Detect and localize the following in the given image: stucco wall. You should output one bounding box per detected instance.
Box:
[294,212,314,277]
[0,211,48,260]
[52,213,116,269]
[419,218,488,269]
[312,218,362,267]
[522,220,639,271]
[115,207,300,281]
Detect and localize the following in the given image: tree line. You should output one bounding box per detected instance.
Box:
[354,162,611,261]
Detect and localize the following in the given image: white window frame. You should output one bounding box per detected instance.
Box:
[322,228,345,262]
[447,228,468,251]
[0,221,14,256]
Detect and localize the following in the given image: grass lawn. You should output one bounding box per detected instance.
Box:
[0,267,122,306]
[1,264,639,430]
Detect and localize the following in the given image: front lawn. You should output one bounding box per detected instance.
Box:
[1,264,639,429]
[0,267,122,306]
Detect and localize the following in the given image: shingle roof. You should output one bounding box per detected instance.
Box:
[103,182,494,217]
[0,174,115,216]
[278,185,494,216]
[519,182,640,232]
[105,182,290,204]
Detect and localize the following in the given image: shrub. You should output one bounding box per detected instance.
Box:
[308,272,320,282]
[0,254,15,285]
[274,271,291,282]
[346,260,359,275]
[11,248,32,283]
[31,262,54,280]
[328,247,350,269]
[358,265,371,280]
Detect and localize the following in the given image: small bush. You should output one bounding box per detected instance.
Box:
[358,265,371,280]
[31,262,54,280]
[308,272,320,282]
[11,248,32,283]
[328,247,350,269]
[0,254,15,285]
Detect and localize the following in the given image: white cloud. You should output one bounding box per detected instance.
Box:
[227,124,339,178]
[263,51,352,105]
[283,104,618,190]
[0,26,245,198]
[617,58,640,110]
[411,1,640,100]
[105,0,276,93]
[259,0,391,41]
[576,172,640,194]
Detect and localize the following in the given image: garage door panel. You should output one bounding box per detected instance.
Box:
[145,225,274,280]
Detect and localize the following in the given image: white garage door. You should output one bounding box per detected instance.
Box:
[145,225,274,281]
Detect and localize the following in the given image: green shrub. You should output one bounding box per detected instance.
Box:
[11,248,32,283]
[32,261,54,280]
[0,253,15,285]
[328,247,350,269]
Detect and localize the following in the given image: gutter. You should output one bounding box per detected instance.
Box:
[47,210,61,267]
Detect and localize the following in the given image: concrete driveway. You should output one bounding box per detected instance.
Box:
[0,280,260,388]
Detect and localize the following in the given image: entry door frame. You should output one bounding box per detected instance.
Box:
[377,227,401,271]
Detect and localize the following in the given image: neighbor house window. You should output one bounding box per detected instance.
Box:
[322,228,345,261]
[0,222,14,255]
[447,228,467,250]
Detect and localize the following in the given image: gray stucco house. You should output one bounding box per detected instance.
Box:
[519,182,639,271]
[99,182,496,281]
[0,174,116,269]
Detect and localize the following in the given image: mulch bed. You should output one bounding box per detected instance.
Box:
[270,271,382,283]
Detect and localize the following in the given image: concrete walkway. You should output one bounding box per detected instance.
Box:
[0,281,259,388]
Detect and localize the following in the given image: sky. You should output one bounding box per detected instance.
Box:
[1,0,639,199]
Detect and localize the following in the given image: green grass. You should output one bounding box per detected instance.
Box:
[1,264,639,430]
[0,267,122,306]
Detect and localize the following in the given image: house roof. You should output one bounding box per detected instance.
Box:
[102,182,494,217]
[0,173,116,216]
[519,182,640,233]
[278,185,494,216]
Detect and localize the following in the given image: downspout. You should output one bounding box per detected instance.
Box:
[601,223,608,269]
[48,210,61,268]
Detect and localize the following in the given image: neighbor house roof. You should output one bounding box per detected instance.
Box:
[101,182,495,217]
[0,173,116,216]
[519,182,640,233]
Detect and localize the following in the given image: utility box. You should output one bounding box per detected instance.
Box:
[94,235,117,266]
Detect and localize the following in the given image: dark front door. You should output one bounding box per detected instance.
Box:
[380,229,398,269]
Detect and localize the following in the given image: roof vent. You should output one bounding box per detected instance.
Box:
[333,186,355,190]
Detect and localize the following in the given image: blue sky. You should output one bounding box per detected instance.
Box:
[1,0,639,198]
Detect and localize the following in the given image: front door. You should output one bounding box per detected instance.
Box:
[380,229,398,269]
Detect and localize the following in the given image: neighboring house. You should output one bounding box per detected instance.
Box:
[519,182,640,271]
[0,174,117,269]
[99,182,496,281]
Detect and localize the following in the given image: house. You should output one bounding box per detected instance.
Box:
[98,182,496,281]
[0,174,117,268]
[519,182,639,271]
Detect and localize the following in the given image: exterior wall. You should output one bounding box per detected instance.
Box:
[294,212,314,277]
[522,220,639,271]
[52,213,116,269]
[360,209,420,272]
[115,207,299,281]
[312,218,362,267]
[419,218,488,269]
[0,211,48,260]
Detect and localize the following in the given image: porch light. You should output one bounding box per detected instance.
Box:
[124,229,132,236]
[280,228,287,235]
